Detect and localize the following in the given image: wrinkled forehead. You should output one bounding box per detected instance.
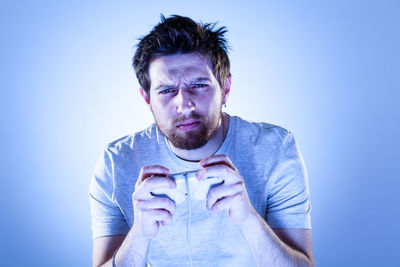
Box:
[148,52,215,86]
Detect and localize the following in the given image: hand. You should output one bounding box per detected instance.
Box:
[196,154,257,226]
[131,165,177,241]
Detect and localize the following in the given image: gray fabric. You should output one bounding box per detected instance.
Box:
[89,115,311,266]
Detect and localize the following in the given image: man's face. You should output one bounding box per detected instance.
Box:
[145,52,227,150]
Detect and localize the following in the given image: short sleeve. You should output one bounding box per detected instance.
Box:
[265,131,311,229]
[89,148,130,239]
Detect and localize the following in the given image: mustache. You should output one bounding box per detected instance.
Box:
[173,112,203,125]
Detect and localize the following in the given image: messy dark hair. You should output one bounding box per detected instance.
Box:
[133,14,231,95]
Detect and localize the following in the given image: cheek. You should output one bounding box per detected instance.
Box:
[197,91,220,108]
[208,94,223,111]
[151,101,174,120]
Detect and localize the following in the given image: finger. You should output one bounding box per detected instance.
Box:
[197,164,241,184]
[143,176,176,191]
[135,197,176,215]
[142,208,173,224]
[211,193,242,213]
[133,176,176,200]
[200,154,237,171]
[137,165,170,185]
[207,182,243,210]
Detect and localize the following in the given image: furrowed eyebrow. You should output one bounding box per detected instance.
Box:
[191,77,211,83]
[154,84,176,91]
[154,78,211,91]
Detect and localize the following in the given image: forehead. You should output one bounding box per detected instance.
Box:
[148,52,215,86]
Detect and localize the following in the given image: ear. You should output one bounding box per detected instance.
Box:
[222,76,231,105]
[139,87,151,105]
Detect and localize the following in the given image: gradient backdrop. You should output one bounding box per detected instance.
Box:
[1,1,399,266]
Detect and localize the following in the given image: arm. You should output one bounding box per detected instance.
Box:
[93,232,151,267]
[241,212,314,267]
[197,154,313,266]
[92,165,177,267]
[92,235,125,267]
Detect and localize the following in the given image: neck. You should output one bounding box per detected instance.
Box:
[167,113,230,162]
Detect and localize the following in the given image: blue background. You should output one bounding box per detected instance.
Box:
[1,1,399,266]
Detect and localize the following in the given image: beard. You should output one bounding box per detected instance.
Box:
[156,111,222,150]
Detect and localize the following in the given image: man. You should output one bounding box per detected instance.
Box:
[90,15,313,267]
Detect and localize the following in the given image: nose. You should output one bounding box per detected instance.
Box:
[176,88,195,115]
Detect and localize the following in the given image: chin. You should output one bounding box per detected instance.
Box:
[169,130,210,150]
[156,112,222,150]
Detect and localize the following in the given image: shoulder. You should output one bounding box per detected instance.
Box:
[104,124,157,156]
[232,115,293,147]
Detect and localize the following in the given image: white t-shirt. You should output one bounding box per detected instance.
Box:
[89,115,311,266]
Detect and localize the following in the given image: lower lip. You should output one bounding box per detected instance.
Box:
[178,122,200,131]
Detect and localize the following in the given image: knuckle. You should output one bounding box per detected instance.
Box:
[134,199,143,208]
[134,182,140,190]
[142,177,152,187]
[234,192,243,201]
[170,202,177,212]
[160,209,171,219]
[234,182,243,190]
[132,190,141,200]
[163,199,175,212]
[170,205,176,214]
[208,188,219,200]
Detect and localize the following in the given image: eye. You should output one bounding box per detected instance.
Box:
[159,88,176,94]
[191,84,207,89]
